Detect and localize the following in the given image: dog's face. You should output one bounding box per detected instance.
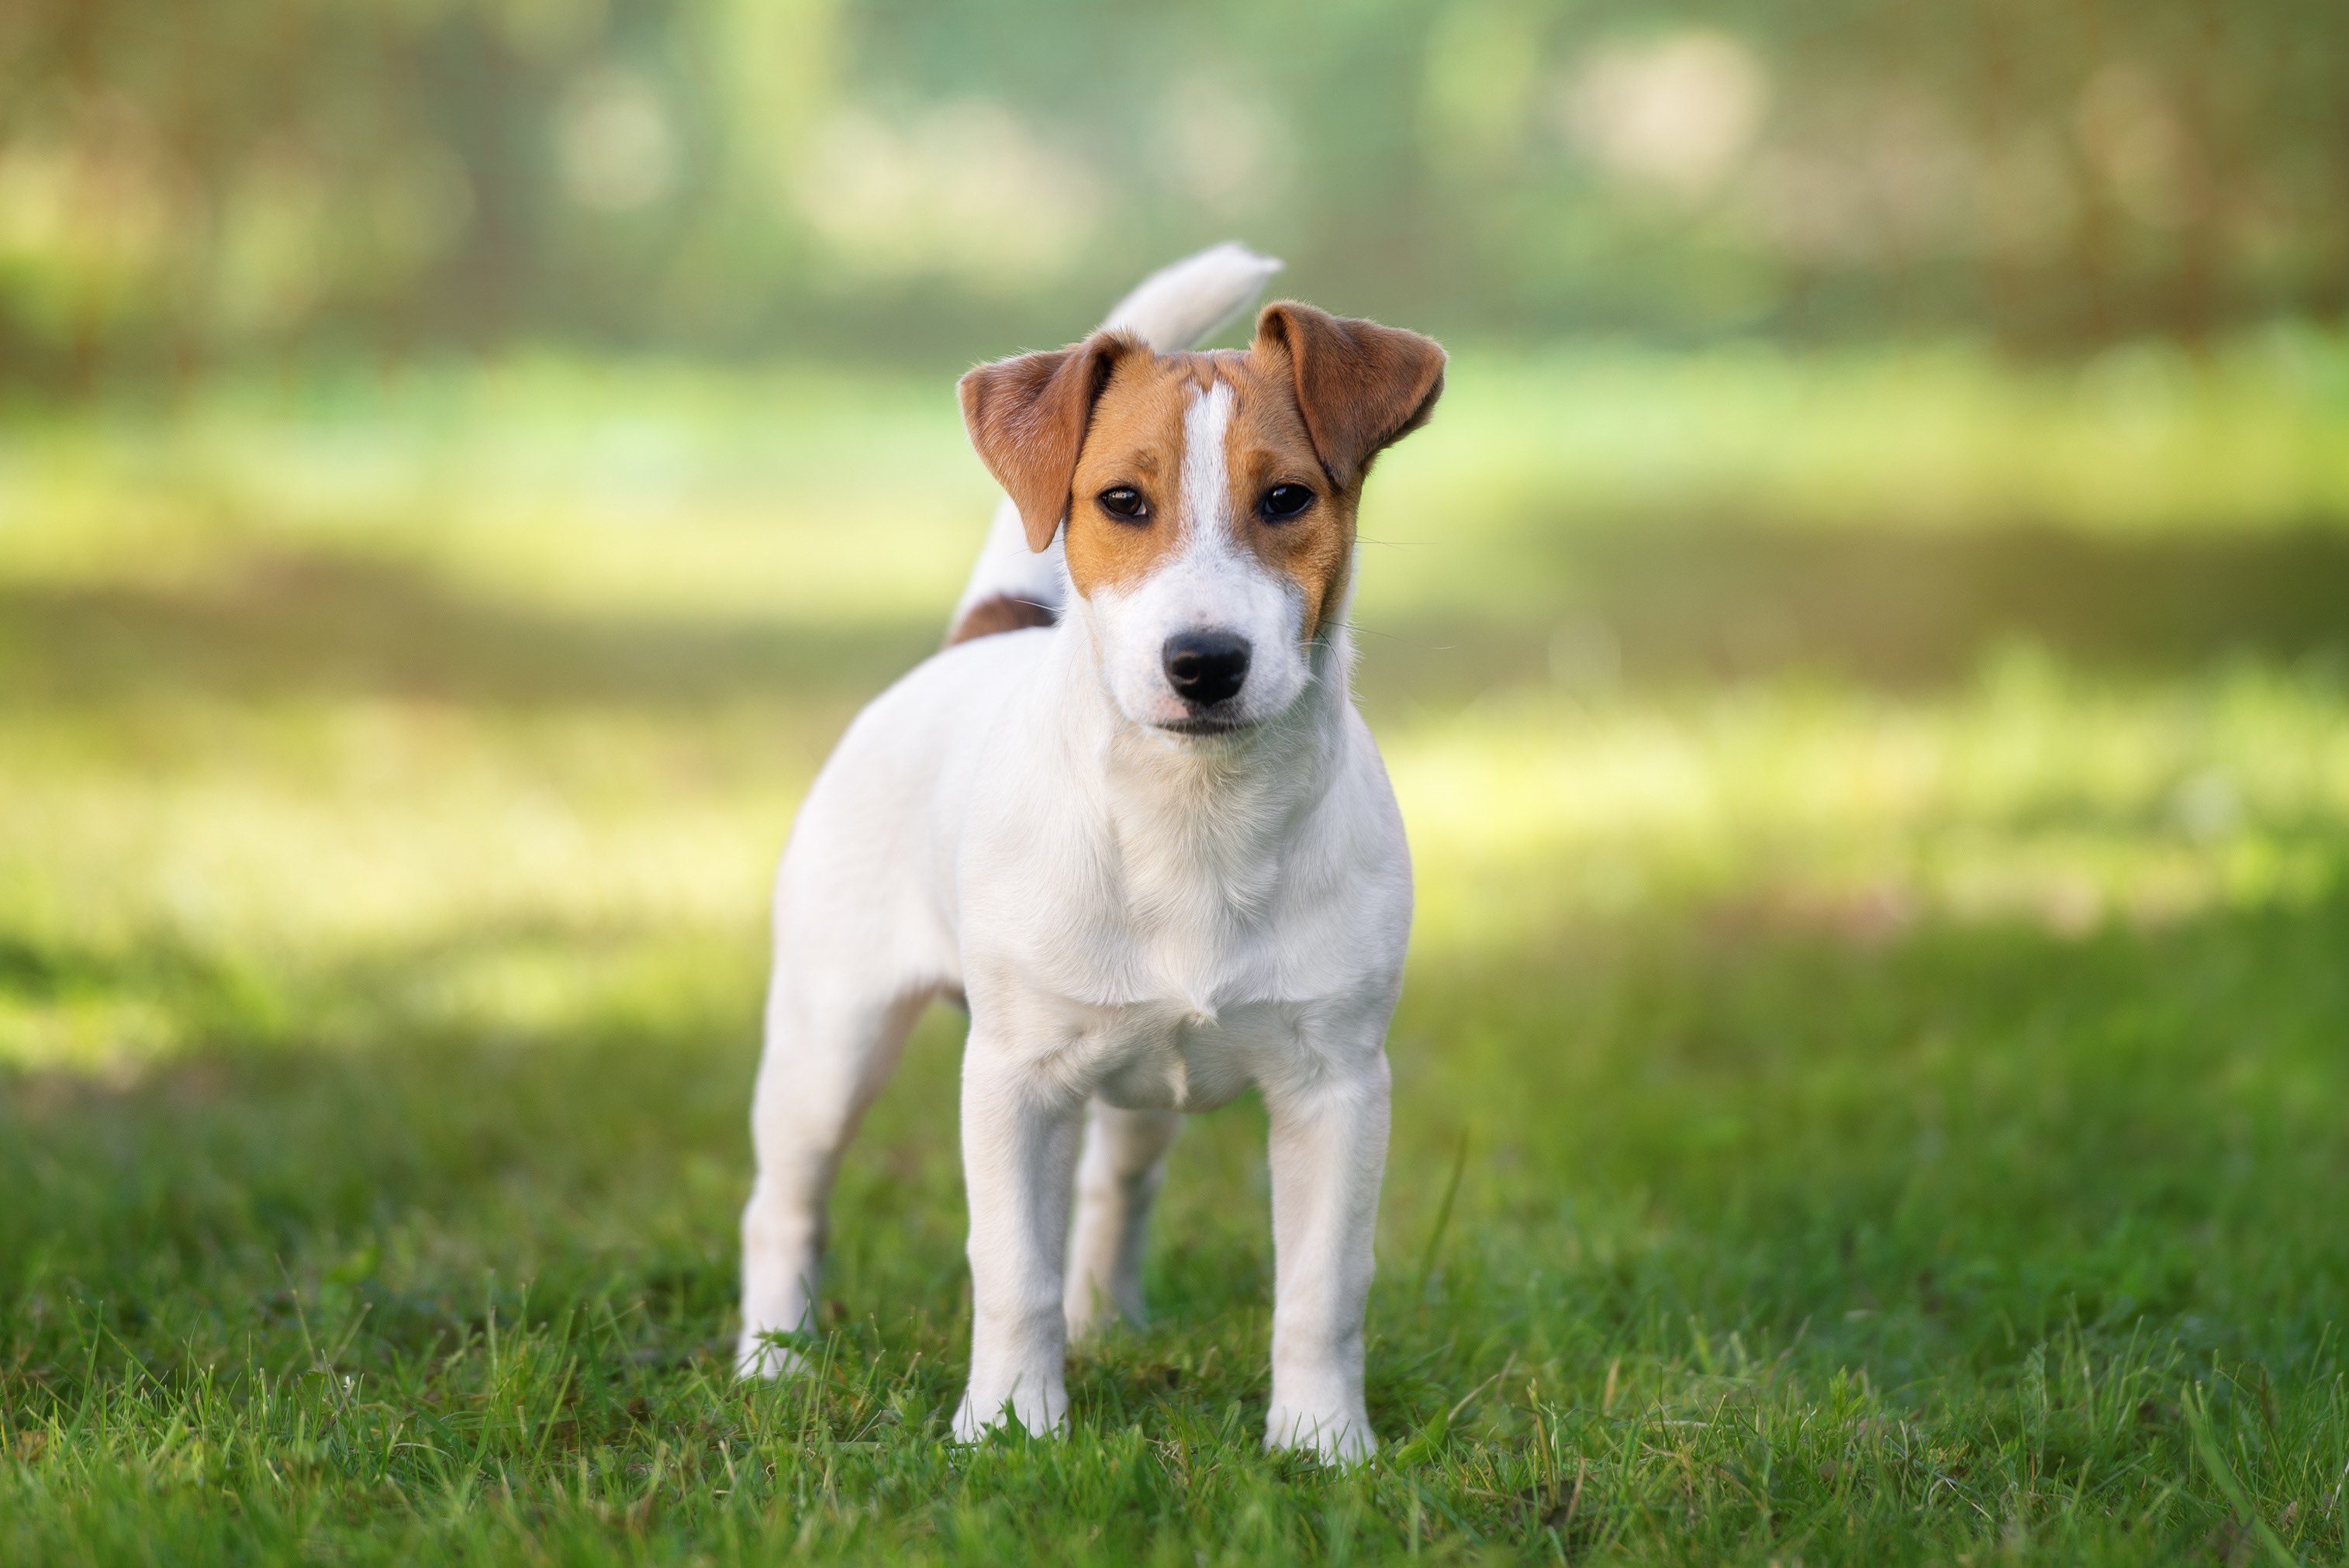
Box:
[960,303,1445,737]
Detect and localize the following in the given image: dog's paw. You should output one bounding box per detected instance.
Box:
[734,1331,811,1381]
[950,1381,1069,1444]
[1264,1405,1377,1466]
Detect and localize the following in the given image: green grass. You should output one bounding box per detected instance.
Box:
[5,345,2349,1562]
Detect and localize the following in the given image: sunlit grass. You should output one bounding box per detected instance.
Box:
[5,350,2349,1561]
[1403,651,2349,954]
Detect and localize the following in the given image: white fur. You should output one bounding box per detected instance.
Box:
[738,250,1406,1466]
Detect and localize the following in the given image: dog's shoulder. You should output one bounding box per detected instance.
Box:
[807,629,1052,803]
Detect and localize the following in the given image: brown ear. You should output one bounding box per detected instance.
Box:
[958,331,1137,552]
[1252,302,1446,489]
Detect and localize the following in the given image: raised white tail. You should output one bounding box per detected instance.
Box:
[947,243,1283,644]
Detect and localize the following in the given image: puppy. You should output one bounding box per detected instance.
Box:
[734,244,1445,1463]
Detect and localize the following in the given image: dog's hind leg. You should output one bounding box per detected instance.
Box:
[736,980,930,1378]
[1062,1102,1183,1339]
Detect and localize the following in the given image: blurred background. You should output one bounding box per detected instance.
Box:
[6,0,2349,1167]
[6,8,2349,1552]
[5,0,2349,1114]
[5,0,2349,378]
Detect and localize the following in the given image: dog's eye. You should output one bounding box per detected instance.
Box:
[1259,483,1316,522]
[1097,486,1150,522]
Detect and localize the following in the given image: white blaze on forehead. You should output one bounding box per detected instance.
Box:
[1180,380,1236,550]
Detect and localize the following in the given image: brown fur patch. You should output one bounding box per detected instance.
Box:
[959,303,1444,646]
[959,332,1140,551]
[1254,303,1446,489]
[1062,354,1204,598]
[945,592,1056,646]
[1218,360,1354,638]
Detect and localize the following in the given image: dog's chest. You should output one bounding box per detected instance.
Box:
[956,708,1409,1090]
[1023,833,1387,1110]
[1050,801,1350,1011]
[1085,1001,1292,1113]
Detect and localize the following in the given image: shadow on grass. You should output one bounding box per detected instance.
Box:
[1368,520,2349,710]
[6,525,2349,717]
[0,554,938,711]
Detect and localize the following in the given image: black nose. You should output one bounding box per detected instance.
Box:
[1162,630,1252,706]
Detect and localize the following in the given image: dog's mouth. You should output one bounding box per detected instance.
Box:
[1154,712,1259,738]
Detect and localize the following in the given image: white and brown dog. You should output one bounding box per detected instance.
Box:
[734,245,1446,1463]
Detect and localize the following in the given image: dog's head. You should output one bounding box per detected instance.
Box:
[959,302,1445,737]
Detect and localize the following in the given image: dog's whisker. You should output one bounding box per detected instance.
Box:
[1335,620,1456,653]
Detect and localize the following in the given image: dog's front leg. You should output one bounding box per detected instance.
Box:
[1262,1048,1392,1463]
[953,1038,1083,1442]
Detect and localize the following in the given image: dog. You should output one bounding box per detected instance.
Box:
[734,243,1446,1463]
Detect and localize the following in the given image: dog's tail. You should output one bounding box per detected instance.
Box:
[945,243,1283,646]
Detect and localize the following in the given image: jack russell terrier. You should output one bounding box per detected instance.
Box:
[734,243,1445,1463]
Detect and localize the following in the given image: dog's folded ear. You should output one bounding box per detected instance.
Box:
[959,332,1139,553]
[1252,303,1446,490]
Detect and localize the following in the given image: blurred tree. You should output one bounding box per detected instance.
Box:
[0,0,2343,388]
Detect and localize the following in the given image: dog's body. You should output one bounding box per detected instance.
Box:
[735,247,1444,1462]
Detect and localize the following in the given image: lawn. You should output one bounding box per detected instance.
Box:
[3,343,2348,1563]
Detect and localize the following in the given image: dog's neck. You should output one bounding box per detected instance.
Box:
[1049,601,1353,934]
